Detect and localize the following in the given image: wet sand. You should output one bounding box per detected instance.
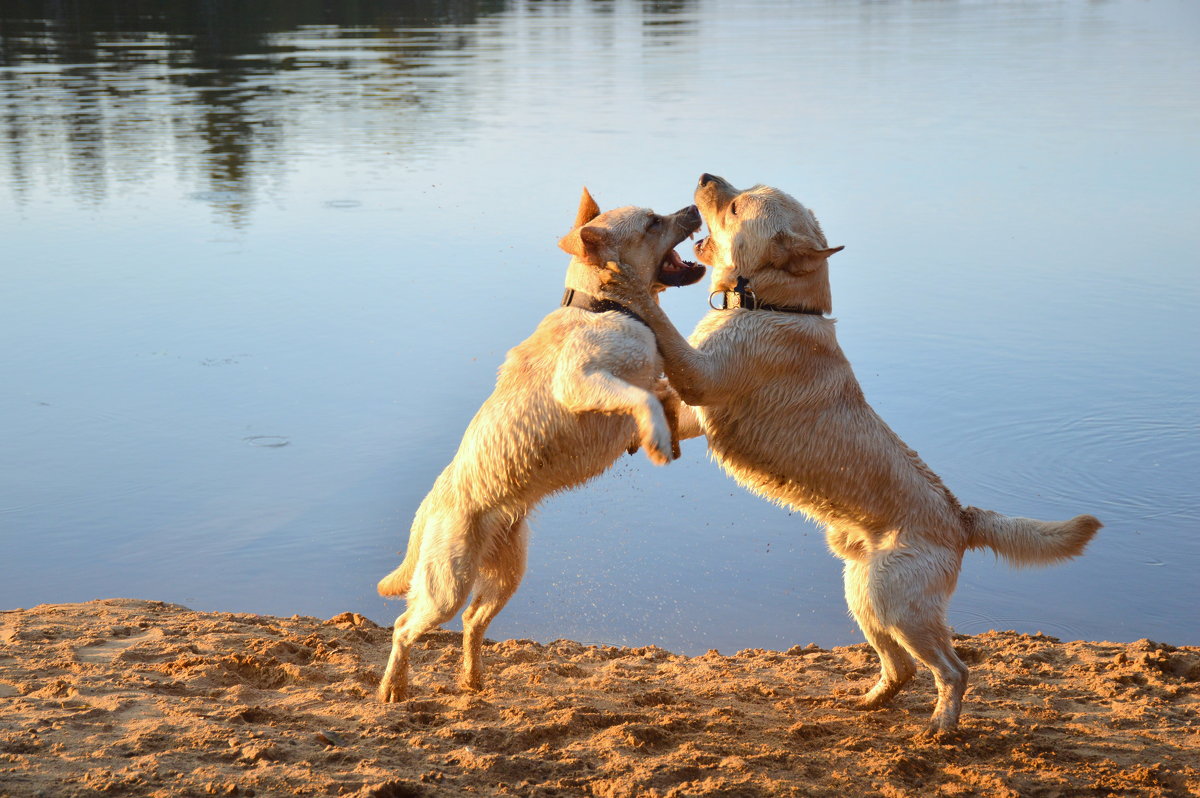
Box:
[1,599,1196,797]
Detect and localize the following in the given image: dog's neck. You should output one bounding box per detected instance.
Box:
[562,258,611,300]
[562,258,662,307]
[715,265,832,315]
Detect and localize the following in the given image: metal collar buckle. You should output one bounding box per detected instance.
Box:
[708,286,756,310]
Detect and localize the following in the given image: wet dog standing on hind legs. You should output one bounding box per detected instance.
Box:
[605,173,1102,735]
[375,189,705,702]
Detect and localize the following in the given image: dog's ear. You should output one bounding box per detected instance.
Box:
[558,188,606,261]
[573,187,601,229]
[557,223,610,263]
[772,231,844,274]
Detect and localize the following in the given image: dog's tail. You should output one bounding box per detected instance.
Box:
[964,506,1101,567]
[377,519,424,598]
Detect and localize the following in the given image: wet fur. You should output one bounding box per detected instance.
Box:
[607,174,1101,734]
[375,190,699,702]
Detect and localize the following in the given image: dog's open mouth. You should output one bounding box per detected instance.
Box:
[657,248,706,287]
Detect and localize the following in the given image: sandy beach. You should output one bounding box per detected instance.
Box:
[1,599,1196,797]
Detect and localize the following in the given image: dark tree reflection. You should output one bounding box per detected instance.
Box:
[0,0,699,227]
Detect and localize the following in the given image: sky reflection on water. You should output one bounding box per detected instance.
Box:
[2,0,1198,653]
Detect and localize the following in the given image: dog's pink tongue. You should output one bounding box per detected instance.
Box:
[663,249,686,272]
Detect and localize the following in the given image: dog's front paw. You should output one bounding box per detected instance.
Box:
[655,380,684,461]
[640,427,674,466]
[643,445,670,466]
[600,262,653,310]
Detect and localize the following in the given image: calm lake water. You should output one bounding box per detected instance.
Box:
[2,0,1198,654]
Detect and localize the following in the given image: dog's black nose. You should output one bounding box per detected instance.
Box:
[699,173,715,187]
[678,204,701,226]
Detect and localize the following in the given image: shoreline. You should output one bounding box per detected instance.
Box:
[1,598,1197,797]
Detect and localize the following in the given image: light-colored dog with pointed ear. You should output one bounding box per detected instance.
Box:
[375,189,705,702]
[604,173,1101,735]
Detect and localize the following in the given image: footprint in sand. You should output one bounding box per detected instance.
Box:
[76,627,166,664]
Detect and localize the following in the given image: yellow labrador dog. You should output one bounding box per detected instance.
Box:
[606,173,1101,734]
[375,189,704,702]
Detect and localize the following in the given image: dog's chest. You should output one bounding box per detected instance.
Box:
[501,314,661,393]
[574,320,661,382]
[687,312,849,505]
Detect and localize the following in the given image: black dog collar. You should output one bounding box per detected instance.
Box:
[562,288,649,328]
[708,276,824,315]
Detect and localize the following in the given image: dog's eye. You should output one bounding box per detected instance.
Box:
[647,215,660,228]
[729,201,738,216]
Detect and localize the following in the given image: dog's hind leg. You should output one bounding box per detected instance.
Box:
[890,615,968,735]
[460,516,529,692]
[378,510,481,703]
[844,559,916,709]
[867,550,969,734]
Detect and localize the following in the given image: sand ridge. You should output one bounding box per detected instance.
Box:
[0,599,1196,797]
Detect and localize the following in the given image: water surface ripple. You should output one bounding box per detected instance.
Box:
[2,0,1197,653]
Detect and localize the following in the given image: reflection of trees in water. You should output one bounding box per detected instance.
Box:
[642,0,701,38]
[178,18,281,227]
[0,0,697,227]
[0,0,512,225]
